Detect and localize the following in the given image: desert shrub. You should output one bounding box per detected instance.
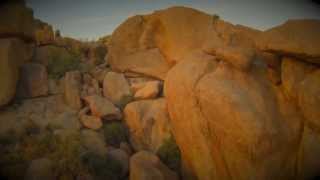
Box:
[0,134,17,146]
[157,136,181,173]
[47,48,81,79]
[212,14,220,20]
[1,131,88,179]
[103,122,128,147]
[82,152,122,180]
[93,45,107,65]
[49,133,88,179]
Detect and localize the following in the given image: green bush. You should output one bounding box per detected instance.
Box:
[47,48,81,79]
[103,122,128,147]
[157,136,181,173]
[82,152,122,180]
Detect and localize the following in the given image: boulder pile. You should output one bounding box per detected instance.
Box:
[0,2,319,180]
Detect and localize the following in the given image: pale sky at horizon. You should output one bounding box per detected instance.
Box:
[26,0,320,40]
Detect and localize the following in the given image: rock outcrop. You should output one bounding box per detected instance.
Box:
[108,6,320,180]
[0,1,36,106]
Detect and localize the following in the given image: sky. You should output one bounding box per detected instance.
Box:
[26,0,320,40]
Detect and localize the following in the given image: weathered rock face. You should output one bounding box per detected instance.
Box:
[130,151,179,180]
[124,98,172,152]
[103,71,133,108]
[0,38,34,106]
[16,63,48,98]
[258,19,320,64]
[165,53,304,180]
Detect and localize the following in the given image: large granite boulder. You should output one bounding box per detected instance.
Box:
[164,53,304,180]
[108,7,261,79]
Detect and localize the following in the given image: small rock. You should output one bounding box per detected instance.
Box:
[25,158,54,180]
[133,81,161,100]
[83,95,122,120]
[103,71,133,107]
[80,115,103,130]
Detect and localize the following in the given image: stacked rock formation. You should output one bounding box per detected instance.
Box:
[108,6,320,180]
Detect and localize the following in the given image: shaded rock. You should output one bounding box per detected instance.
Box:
[298,70,320,131]
[297,127,320,180]
[16,63,48,98]
[130,151,178,180]
[281,57,316,100]
[210,46,255,71]
[120,142,133,156]
[258,19,320,64]
[83,95,122,120]
[0,38,33,106]
[132,81,161,100]
[124,98,172,152]
[108,148,130,177]
[103,71,132,107]
[80,115,103,130]
[81,129,108,156]
[64,71,82,110]
[0,2,35,41]
[25,158,54,180]
[260,52,281,85]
